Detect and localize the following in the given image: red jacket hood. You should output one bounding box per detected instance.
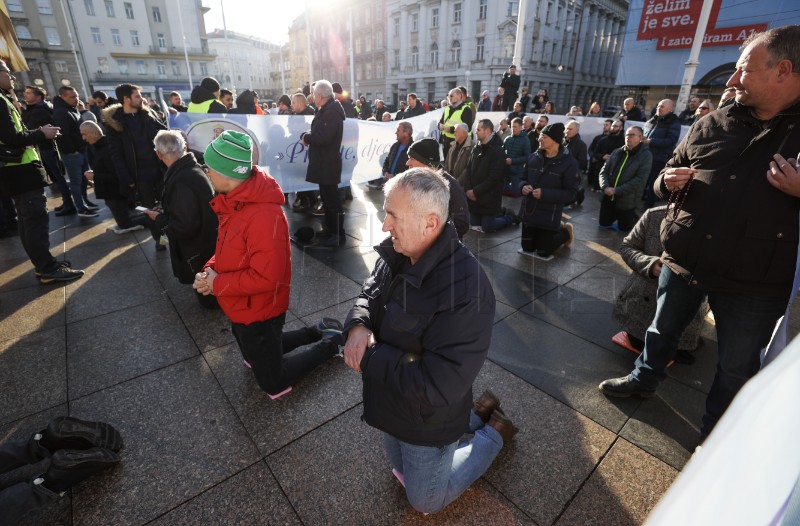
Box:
[211,166,285,214]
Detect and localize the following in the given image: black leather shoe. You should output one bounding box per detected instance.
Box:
[598,376,656,398]
[473,390,501,423]
[43,447,120,493]
[40,416,124,453]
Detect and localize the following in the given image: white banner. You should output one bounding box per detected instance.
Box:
[170,109,663,193]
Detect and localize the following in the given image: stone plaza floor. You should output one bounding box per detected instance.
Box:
[0,185,720,525]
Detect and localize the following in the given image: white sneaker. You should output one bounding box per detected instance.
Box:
[108,224,144,234]
[470,225,483,232]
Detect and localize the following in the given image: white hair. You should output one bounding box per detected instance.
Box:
[153,130,186,157]
[384,167,450,225]
[313,79,333,100]
[79,120,103,136]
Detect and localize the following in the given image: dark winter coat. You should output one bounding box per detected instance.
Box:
[358,101,373,120]
[503,132,531,177]
[598,143,652,211]
[617,106,646,123]
[153,154,219,284]
[381,141,410,177]
[303,98,345,185]
[643,112,681,163]
[500,72,521,98]
[655,100,800,298]
[592,131,625,163]
[21,101,56,151]
[0,91,51,197]
[404,103,426,118]
[518,147,579,231]
[343,223,495,447]
[477,97,492,112]
[51,96,84,155]
[101,103,167,187]
[188,85,228,113]
[464,133,505,216]
[441,170,470,241]
[88,136,124,200]
[338,97,357,118]
[564,134,588,171]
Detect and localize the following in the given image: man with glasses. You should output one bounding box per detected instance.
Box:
[642,99,681,208]
[0,59,84,283]
[678,95,701,125]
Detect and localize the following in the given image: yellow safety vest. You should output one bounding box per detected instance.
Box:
[0,93,40,167]
[187,99,214,113]
[442,104,466,140]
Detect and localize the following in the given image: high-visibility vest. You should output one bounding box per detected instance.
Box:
[442,104,466,140]
[187,99,215,113]
[0,93,40,167]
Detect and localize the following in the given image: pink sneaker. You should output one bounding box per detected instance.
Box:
[267,386,292,400]
[243,360,252,369]
[391,468,405,487]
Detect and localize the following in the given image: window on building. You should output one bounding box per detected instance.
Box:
[541,40,549,63]
[355,37,361,54]
[157,33,166,49]
[411,46,418,68]
[556,4,562,27]
[431,7,439,28]
[476,37,485,61]
[453,3,462,23]
[366,63,372,80]
[91,27,102,44]
[6,0,23,12]
[54,60,68,73]
[356,65,362,81]
[36,0,53,15]
[172,61,180,75]
[97,57,108,72]
[365,9,371,24]
[136,60,146,74]
[546,2,553,24]
[365,35,371,52]
[200,62,208,75]
[479,0,487,20]
[14,25,31,39]
[451,40,460,65]
[394,49,400,69]
[117,59,128,74]
[152,6,161,22]
[376,58,383,77]
[104,0,114,17]
[430,43,438,66]
[111,28,121,45]
[508,1,519,17]
[393,18,399,36]
[130,30,139,46]
[84,0,95,16]
[411,13,418,32]
[44,27,61,45]
[124,2,133,19]
[551,42,558,65]
[503,34,514,57]
[375,30,383,50]
[157,61,166,76]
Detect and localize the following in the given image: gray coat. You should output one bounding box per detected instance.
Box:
[613,206,709,350]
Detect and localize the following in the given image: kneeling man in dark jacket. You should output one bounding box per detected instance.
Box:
[342,167,517,514]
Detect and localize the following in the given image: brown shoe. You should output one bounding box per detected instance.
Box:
[488,411,519,443]
[473,390,501,423]
[563,222,574,247]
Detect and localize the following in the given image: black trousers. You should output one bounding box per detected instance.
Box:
[105,198,146,230]
[318,183,344,237]
[231,313,337,395]
[599,197,638,232]
[14,189,57,273]
[520,223,569,257]
[0,434,57,524]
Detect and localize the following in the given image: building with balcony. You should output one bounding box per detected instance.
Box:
[206,29,280,100]
[287,16,308,95]
[385,0,629,112]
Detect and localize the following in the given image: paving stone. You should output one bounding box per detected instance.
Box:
[66,299,199,399]
[287,259,363,317]
[0,327,66,425]
[476,254,555,309]
[479,239,594,284]
[488,311,640,433]
[65,260,165,324]
[268,406,535,525]
[556,438,678,526]
[69,357,261,526]
[474,362,617,525]
[148,462,301,526]
[0,231,65,275]
[63,234,148,271]
[204,343,362,456]
[0,283,64,341]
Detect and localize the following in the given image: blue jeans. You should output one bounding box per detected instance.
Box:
[39,149,73,208]
[61,152,86,210]
[469,212,512,233]
[631,265,787,436]
[383,411,503,514]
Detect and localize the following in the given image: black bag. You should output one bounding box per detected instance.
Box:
[0,144,25,164]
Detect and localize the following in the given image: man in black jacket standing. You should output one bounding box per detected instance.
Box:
[342,167,516,515]
[301,80,346,248]
[641,99,681,208]
[499,65,521,112]
[465,119,515,233]
[599,26,800,442]
[0,59,84,283]
[101,83,167,213]
[52,86,97,217]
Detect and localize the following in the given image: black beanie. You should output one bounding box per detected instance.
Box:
[407,138,441,167]
[541,122,565,144]
[200,77,220,93]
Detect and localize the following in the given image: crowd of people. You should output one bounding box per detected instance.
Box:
[1,24,799,521]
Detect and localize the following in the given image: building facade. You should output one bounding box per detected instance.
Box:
[385,0,628,111]
[206,29,280,99]
[286,16,308,95]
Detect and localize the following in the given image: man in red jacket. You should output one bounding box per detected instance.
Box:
[193,130,342,399]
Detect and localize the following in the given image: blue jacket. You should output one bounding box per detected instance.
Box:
[518,147,580,231]
[643,112,681,163]
[503,132,531,176]
[343,224,495,447]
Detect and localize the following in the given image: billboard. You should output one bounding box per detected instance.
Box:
[617,0,800,86]
[0,0,27,71]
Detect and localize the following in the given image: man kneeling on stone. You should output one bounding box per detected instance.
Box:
[342,167,517,514]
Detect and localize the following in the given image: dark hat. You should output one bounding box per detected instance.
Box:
[291,226,315,244]
[331,82,343,94]
[200,77,220,93]
[407,138,441,167]
[541,122,565,144]
[278,94,292,107]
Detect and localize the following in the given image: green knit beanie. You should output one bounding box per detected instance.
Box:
[204,130,253,180]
